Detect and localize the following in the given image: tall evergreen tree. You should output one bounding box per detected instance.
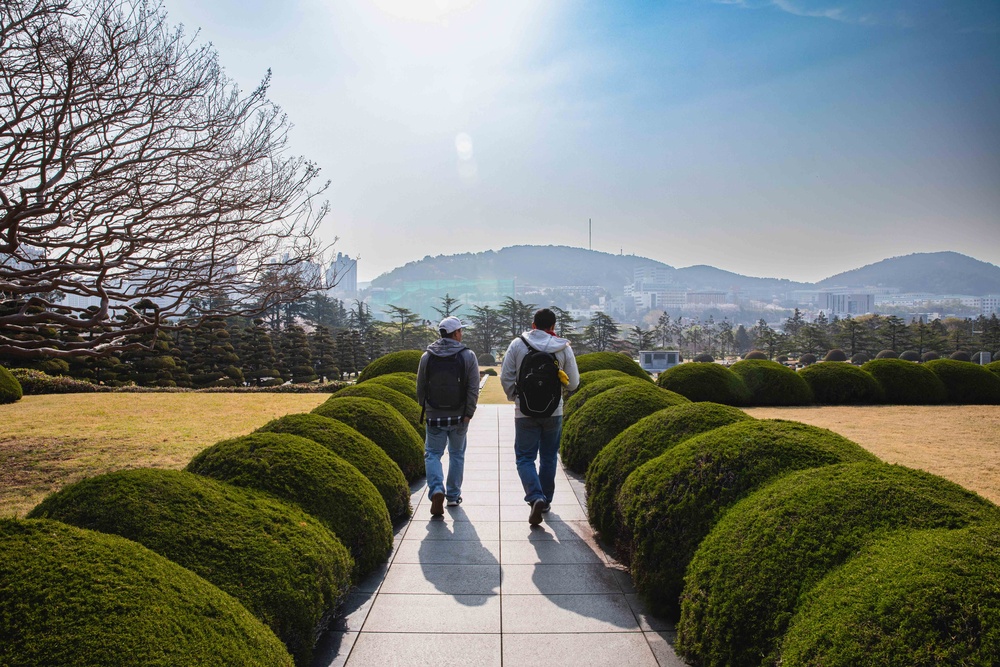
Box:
[281,324,316,383]
[310,325,339,381]
[241,319,283,386]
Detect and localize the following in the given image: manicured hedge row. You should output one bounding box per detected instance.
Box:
[28,469,352,666]
[575,351,652,381]
[363,371,418,401]
[0,365,23,403]
[655,362,750,405]
[564,375,644,420]
[730,359,813,406]
[798,361,884,405]
[677,462,1000,667]
[585,402,752,544]
[780,523,1000,666]
[257,413,411,521]
[576,369,630,388]
[312,396,424,482]
[329,383,423,435]
[0,518,294,667]
[559,382,690,474]
[187,432,393,577]
[925,359,1000,404]
[988,360,1000,376]
[357,350,423,382]
[617,419,876,617]
[861,358,947,404]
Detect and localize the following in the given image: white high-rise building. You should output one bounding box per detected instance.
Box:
[327,252,358,298]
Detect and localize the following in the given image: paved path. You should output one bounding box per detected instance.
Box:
[313,404,685,667]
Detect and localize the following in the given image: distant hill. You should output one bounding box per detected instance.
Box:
[674,265,809,293]
[816,252,1000,295]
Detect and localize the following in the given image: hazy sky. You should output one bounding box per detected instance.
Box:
[163,0,1000,283]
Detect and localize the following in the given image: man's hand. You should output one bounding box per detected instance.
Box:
[463,416,472,424]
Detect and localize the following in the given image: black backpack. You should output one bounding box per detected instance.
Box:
[515,335,562,418]
[422,348,468,419]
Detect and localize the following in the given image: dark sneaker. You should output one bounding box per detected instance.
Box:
[541,502,551,513]
[447,497,462,507]
[529,499,546,525]
[430,492,445,516]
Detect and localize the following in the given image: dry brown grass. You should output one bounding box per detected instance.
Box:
[478,368,510,405]
[0,393,327,517]
[744,405,1000,505]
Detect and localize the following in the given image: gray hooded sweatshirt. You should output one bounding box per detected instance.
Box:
[416,338,480,421]
[500,329,580,418]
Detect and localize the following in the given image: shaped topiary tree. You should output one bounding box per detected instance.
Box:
[560,382,690,474]
[692,353,714,363]
[950,350,972,362]
[617,419,877,617]
[564,375,645,420]
[576,351,653,381]
[577,369,631,388]
[312,396,425,481]
[850,352,870,365]
[899,349,921,361]
[28,469,353,667]
[988,360,1000,376]
[655,363,751,405]
[187,432,393,578]
[730,359,813,406]
[925,359,1000,405]
[677,463,1000,667]
[357,350,423,382]
[823,348,848,362]
[779,523,1000,667]
[798,353,817,366]
[328,383,423,435]
[0,365,22,404]
[586,402,752,545]
[875,349,898,359]
[921,350,940,362]
[0,518,294,667]
[798,362,884,405]
[365,372,418,402]
[257,413,411,521]
[744,350,768,360]
[477,352,496,365]
[861,358,947,405]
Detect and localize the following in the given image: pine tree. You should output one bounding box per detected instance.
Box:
[241,319,283,386]
[310,325,339,381]
[282,324,316,383]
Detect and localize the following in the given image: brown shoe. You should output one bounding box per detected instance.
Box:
[430,492,445,516]
[529,499,546,525]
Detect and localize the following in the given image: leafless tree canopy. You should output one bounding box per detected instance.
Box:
[0,0,329,358]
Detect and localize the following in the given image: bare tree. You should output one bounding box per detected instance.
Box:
[0,0,329,358]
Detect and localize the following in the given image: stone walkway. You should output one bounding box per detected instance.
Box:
[312,404,685,667]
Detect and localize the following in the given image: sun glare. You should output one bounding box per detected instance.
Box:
[371,0,477,24]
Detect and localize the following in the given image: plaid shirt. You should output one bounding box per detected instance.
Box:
[425,415,467,428]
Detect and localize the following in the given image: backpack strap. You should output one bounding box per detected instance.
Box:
[420,346,470,426]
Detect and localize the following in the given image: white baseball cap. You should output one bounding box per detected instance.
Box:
[438,316,469,334]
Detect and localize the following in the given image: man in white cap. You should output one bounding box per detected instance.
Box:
[416,316,481,516]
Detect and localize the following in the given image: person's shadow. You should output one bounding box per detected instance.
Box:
[417,505,499,606]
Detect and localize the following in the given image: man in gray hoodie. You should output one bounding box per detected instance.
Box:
[500,308,580,525]
[416,316,481,516]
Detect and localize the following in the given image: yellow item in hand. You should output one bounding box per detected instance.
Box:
[558,369,569,386]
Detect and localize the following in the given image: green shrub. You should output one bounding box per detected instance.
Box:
[477,352,496,365]
[677,463,1000,667]
[361,371,418,401]
[0,518,294,667]
[655,362,751,405]
[925,359,1000,404]
[899,349,921,361]
[875,349,898,359]
[823,348,848,362]
[692,353,714,363]
[560,382,690,474]
[744,350,768,360]
[357,350,423,382]
[482,367,497,376]
[187,432,392,577]
[564,375,644,420]
[618,419,876,617]
[586,402,752,545]
[861,358,948,405]
[312,396,425,481]
[730,359,813,406]
[8,367,101,394]
[951,350,972,362]
[328,383,422,435]
[921,351,940,362]
[257,413,410,521]
[798,353,817,366]
[850,352,870,364]
[0,365,23,403]
[988,360,1000,376]
[798,362,884,405]
[576,351,652,381]
[28,469,352,666]
[780,523,1000,667]
[577,370,630,388]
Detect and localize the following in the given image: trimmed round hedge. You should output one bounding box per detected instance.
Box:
[0,518,294,667]
[575,351,652,381]
[617,419,877,617]
[925,359,1000,405]
[560,382,690,474]
[676,463,1000,667]
[585,402,752,545]
[577,369,631,388]
[257,413,410,521]
[951,350,972,362]
[798,362,884,405]
[363,371,418,401]
[312,396,425,481]
[875,349,898,359]
[327,383,422,435]
[899,350,921,362]
[477,352,496,365]
[861,358,947,405]
[798,353,817,366]
[357,350,423,382]
[823,348,848,362]
[0,365,22,404]
[744,350,768,360]
[921,351,940,362]
[27,469,352,666]
[988,360,1000,376]
[187,432,392,577]
[692,353,714,363]
[850,352,870,365]
[730,359,813,406]
[655,362,751,405]
[564,375,644,420]
[780,523,1000,667]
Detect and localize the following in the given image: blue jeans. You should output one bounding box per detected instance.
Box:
[424,422,469,502]
[514,415,562,504]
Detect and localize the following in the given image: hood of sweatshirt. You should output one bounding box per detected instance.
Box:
[426,337,469,357]
[521,329,571,354]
